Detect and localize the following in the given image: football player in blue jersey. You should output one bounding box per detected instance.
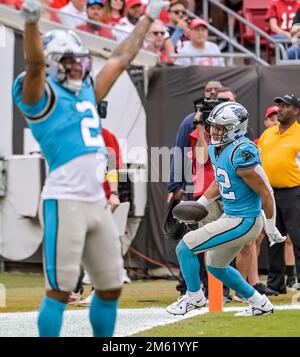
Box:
[12,0,169,337]
[166,102,286,316]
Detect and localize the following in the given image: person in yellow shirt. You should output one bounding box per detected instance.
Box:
[258,94,300,293]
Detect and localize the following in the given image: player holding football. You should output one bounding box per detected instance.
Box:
[13,0,169,337]
[166,102,286,316]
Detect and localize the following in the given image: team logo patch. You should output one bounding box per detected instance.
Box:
[241,150,254,161]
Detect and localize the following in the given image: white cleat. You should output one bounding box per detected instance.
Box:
[166,290,206,316]
[235,295,274,316]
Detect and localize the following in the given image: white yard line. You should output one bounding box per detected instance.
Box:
[0,305,300,337]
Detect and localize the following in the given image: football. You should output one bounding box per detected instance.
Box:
[172,201,209,224]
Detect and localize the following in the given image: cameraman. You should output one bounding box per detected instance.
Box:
[168,80,222,202]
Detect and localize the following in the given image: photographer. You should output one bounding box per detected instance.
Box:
[168,80,222,202]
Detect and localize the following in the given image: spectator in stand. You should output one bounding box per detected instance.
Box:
[176,18,225,67]
[288,7,300,59]
[113,0,144,43]
[77,0,115,40]
[58,0,87,29]
[101,0,126,25]
[266,0,300,41]
[258,94,300,293]
[166,0,190,52]
[145,20,175,63]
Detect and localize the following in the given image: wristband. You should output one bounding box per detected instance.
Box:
[197,195,218,207]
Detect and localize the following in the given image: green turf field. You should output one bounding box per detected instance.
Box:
[1,272,300,337]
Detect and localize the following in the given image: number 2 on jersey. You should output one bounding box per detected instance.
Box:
[217,168,236,200]
[77,101,105,147]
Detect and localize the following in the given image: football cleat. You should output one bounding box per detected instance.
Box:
[166,290,206,315]
[235,295,274,316]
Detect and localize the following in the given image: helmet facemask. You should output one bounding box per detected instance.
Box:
[207,102,249,147]
[42,30,91,93]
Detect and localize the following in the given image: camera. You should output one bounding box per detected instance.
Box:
[97,100,108,119]
[193,97,229,127]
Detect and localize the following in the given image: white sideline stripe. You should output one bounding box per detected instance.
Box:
[0,305,299,337]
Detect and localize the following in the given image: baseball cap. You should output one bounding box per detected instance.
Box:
[189,18,208,30]
[87,0,104,7]
[126,0,142,8]
[274,94,300,109]
[265,106,279,118]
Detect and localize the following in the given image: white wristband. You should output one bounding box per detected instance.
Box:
[197,195,218,207]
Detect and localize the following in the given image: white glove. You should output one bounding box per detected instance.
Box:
[261,210,286,247]
[20,0,41,24]
[146,0,170,21]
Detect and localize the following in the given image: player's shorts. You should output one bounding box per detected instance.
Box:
[183,215,263,268]
[39,198,123,292]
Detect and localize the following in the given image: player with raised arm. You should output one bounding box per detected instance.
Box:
[12,0,169,337]
[166,102,285,317]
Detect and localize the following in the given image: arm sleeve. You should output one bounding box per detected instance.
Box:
[231,143,261,170]
[12,72,54,121]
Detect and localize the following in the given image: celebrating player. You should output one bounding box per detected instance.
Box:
[13,0,169,337]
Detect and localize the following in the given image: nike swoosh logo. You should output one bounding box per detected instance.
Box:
[261,301,267,308]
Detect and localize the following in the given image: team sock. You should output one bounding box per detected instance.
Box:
[207,265,255,299]
[89,294,118,337]
[38,296,67,337]
[176,240,201,292]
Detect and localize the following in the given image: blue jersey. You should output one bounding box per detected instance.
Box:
[12,73,106,172]
[208,136,261,218]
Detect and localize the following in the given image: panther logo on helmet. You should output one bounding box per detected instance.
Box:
[41,29,91,93]
[206,102,249,147]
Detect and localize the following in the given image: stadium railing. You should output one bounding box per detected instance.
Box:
[201,0,290,65]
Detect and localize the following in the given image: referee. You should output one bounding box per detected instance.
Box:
[258,94,300,293]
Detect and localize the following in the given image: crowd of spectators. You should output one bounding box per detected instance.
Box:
[1,0,300,63]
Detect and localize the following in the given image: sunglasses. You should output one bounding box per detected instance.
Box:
[170,10,186,15]
[151,31,165,36]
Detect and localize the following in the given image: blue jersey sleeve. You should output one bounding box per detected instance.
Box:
[12,72,53,120]
[231,143,261,170]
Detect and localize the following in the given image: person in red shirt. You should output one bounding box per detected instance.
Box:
[266,0,300,37]
[144,20,175,63]
[101,0,126,25]
[101,127,123,212]
[77,0,115,40]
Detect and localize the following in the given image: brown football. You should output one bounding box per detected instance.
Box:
[172,201,209,223]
